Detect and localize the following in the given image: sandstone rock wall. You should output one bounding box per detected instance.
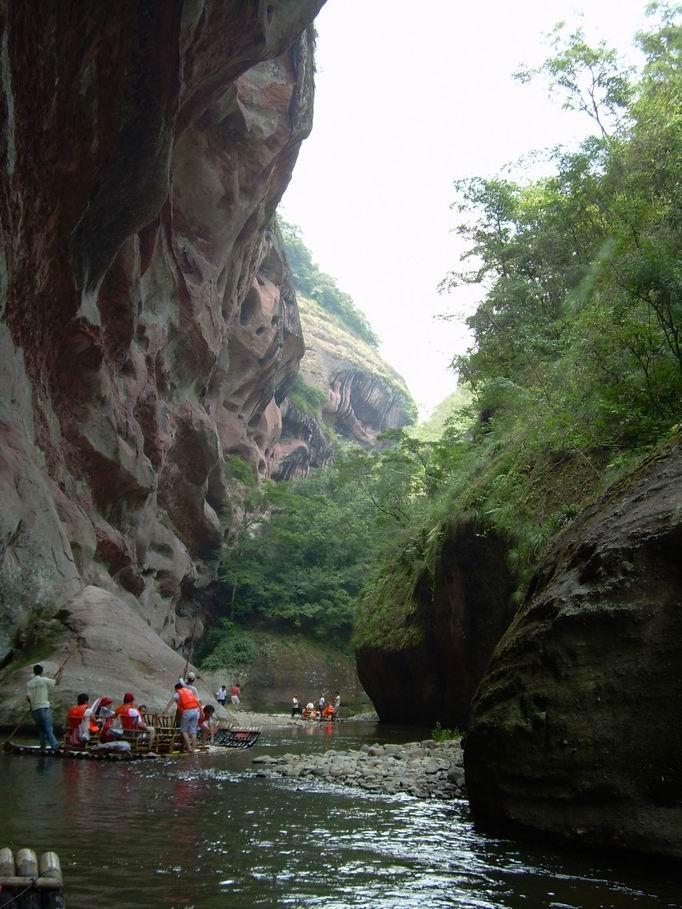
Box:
[356,519,517,728]
[0,0,324,715]
[271,295,415,478]
[464,434,682,861]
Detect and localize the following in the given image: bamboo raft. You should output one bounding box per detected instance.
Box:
[3,716,260,760]
[0,848,64,908]
[3,743,155,762]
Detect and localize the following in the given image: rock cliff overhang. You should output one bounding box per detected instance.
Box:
[0,0,325,710]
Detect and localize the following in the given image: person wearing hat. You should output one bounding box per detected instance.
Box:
[114,693,155,744]
[177,673,199,698]
[26,663,61,751]
[174,682,201,753]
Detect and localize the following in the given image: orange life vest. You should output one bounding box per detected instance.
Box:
[115,704,139,731]
[175,686,200,712]
[66,703,88,732]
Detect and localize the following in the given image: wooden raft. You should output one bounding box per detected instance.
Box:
[0,848,64,908]
[4,743,155,762]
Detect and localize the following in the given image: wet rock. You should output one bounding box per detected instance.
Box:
[356,519,516,728]
[259,738,466,801]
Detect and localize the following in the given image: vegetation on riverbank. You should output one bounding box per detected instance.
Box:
[353,8,682,650]
[203,9,682,668]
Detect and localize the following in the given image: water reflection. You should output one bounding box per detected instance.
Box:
[0,724,680,908]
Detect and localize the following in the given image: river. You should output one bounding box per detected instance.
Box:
[0,721,679,909]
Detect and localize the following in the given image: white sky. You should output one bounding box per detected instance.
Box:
[280,0,652,417]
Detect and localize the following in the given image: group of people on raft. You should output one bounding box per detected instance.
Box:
[65,672,220,754]
[26,662,220,755]
[291,692,340,721]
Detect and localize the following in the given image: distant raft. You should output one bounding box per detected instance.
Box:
[213,728,261,749]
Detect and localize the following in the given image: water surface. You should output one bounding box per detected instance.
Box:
[1,722,679,908]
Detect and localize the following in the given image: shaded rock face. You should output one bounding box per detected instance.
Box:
[270,296,415,478]
[464,436,682,861]
[356,521,516,728]
[326,369,410,447]
[0,1,324,685]
[271,399,333,481]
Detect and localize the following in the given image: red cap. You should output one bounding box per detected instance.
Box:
[100,697,113,706]
[123,692,134,703]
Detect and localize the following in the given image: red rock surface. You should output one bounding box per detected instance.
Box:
[0,0,324,712]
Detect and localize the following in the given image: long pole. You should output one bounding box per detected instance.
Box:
[162,611,201,715]
[2,646,73,749]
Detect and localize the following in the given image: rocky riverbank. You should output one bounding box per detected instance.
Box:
[253,738,466,800]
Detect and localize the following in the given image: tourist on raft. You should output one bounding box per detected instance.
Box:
[174,682,201,754]
[199,704,218,745]
[65,693,105,747]
[114,692,155,745]
[26,663,61,751]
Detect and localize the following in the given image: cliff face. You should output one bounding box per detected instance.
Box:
[0,0,324,716]
[464,435,682,861]
[356,519,517,728]
[272,295,415,478]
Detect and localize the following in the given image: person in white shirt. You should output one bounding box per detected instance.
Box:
[26,664,60,750]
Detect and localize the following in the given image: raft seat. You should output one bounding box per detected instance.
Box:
[146,713,182,754]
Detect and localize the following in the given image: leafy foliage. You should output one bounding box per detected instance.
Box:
[279,218,379,347]
[287,375,328,416]
[356,8,682,651]
[205,11,682,668]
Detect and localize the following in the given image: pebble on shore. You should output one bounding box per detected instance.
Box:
[252,739,466,800]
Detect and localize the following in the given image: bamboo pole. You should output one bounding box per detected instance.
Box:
[39,851,64,909]
[162,611,201,715]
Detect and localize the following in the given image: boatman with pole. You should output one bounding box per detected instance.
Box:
[25,663,63,751]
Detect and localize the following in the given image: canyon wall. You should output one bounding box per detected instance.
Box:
[356,519,517,728]
[464,434,682,861]
[0,0,325,718]
[272,295,415,479]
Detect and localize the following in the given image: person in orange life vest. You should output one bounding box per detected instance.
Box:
[322,702,336,720]
[174,682,201,754]
[65,693,104,747]
[115,692,155,744]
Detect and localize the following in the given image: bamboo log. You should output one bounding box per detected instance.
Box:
[38,854,62,887]
[15,849,41,909]
[0,846,17,906]
[39,851,65,909]
[0,876,62,890]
